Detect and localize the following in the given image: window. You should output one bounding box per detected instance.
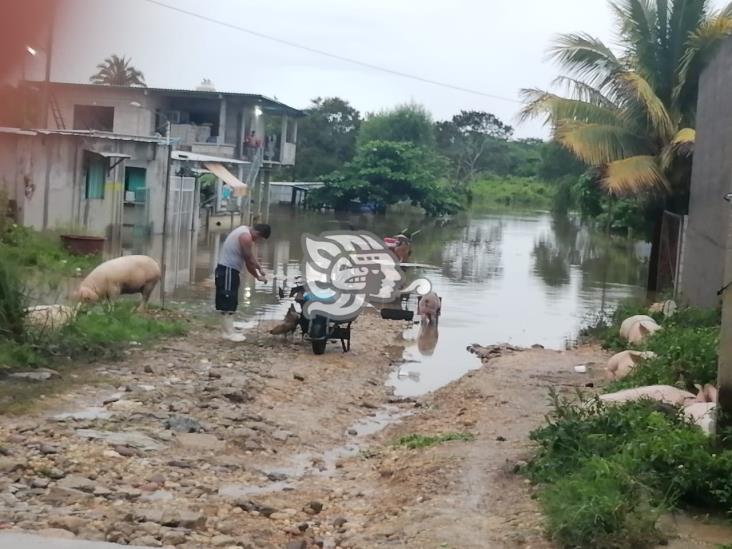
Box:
[285,118,297,144]
[84,153,107,199]
[124,167,147,203]
[74,105,114,131]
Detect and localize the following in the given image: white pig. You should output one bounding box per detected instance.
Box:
[599,385,696,407]
[649,300,677,318]
[605,350,657,380]
[418,292,441,324]
[75,255,161,311]
[619,315,656,339]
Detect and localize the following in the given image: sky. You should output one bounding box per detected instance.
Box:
[32,0,730,138]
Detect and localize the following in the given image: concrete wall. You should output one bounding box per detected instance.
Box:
[49,86,163,135]
[680,36,732,308]
[0,133,168,241]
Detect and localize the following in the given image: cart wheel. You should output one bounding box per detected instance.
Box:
[312,339,327,355]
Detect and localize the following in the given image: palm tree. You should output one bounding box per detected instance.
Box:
[521,0,732,207]
[90,54,146,87]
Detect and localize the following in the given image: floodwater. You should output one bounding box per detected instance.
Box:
[161,206,649,397]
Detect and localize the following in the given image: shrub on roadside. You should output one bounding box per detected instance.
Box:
[0,303,187,372]
[527,394,732,549]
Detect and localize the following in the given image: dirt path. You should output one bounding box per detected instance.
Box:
[1,311,726,548]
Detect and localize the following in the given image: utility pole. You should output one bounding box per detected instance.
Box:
[718,193,732,433]
[40,5,54,128]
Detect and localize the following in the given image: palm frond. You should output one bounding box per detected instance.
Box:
[554,121,646,165]
[551,76,619,109]
[600,155,668,194]
[611,0,658,72]
[659,127,695,169]
[549,33,625,88]
[519,88,624,127]
[614,71,675,140]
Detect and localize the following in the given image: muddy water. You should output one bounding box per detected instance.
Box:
[164,206,649,397]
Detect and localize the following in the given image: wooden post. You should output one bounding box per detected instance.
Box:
[718,202,732,432]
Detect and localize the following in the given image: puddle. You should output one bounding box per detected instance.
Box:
[219,406,409,497]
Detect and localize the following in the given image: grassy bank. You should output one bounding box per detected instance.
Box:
[0,224,99,278]
[526,303,732,548]
[470,176,555,210]
[0,226,187,375]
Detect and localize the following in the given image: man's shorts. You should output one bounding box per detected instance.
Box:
[215,264,240,312]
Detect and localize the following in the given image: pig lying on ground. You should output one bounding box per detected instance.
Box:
[619,314,661,345]
[418,292,441,324]
[75,255,161,311]
[684,402,716,435]
[599,385,696,407]
[605,350,657,380]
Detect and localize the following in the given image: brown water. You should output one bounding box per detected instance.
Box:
[165,206,649,397]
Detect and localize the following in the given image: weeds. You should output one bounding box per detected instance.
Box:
[394,432,474,449]
[527,392,732,548]
[0,303,187,372]
[0,261,27,343]
[470,177,555,210]
[0,224,98,278]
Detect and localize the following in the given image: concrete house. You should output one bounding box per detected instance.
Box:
[26,81,303,166]
[0,127,168,255]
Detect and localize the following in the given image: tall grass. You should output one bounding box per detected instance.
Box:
[470,176,555,210]
[0,261,27,343]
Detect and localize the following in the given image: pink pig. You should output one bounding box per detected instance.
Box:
[418,292,441,324]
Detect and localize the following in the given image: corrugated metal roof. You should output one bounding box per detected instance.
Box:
[22,80,306,117]
[0,127,168,144]
[171,150,249,165]
[93,151,132,159]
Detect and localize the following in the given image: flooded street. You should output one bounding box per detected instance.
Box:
[166,206,648,397]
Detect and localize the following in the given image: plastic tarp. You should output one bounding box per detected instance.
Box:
[203,162,248,197]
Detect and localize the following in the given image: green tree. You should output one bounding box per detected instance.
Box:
[435,110,514,181]
[90,54,146,87]
[358,103,435,149]
[293,97,361,180]
[308,141,459,216]
[538,140,586,181]
[520,0,732,207]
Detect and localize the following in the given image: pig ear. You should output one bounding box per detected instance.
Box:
[695,384,703,393]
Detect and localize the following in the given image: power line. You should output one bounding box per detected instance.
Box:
[141,0,522,105]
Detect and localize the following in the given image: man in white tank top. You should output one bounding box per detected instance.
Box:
[215,223,271,341]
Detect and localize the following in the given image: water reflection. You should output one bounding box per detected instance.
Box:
[116,206,648,397]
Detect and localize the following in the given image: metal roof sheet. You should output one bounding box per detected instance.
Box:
[0,127,168,144]
[22,80,306,117]
[171,150,249,165]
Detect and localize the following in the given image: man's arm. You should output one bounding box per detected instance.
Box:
[239,232,266,282]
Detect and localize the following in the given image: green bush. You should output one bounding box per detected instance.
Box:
[527,394,732,548]
[540,457,663,549]
[0,261,27,343]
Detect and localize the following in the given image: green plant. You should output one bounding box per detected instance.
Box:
[540,457,664,549]
[394,432,474,449]
[527,392,732,548]
[470,176,555,210]
[0,303,186,372]
[0,261,27,343]
[0,224,98,277]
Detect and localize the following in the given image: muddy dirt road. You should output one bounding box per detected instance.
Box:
[0,311,725,548]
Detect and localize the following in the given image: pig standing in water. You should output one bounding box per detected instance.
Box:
[75,255,161,311]
[418,292,441,324]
